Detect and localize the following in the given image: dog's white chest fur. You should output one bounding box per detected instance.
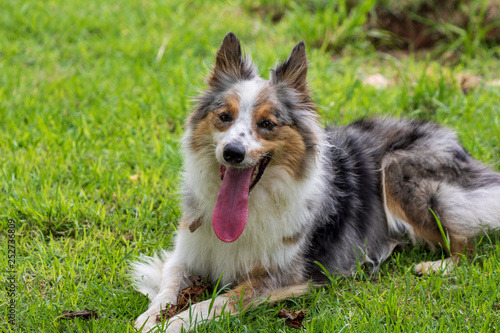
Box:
[174,224,294,285]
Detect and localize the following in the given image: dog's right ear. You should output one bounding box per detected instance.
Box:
[208,32,256,87]
[215,32,243,74]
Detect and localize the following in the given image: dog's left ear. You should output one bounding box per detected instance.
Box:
[214,32,244,76]
[271,42,308,93]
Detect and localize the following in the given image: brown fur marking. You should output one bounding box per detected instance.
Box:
[189,114,215,152]
[247,88,309,179]
[213,93,240,132]
[188,218,203,233]
[254,101,279,126]
[246,125,307,180]
[189,94,240,152]
[282,232,303,245]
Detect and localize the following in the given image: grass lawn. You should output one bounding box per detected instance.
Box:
[1,0,499,332]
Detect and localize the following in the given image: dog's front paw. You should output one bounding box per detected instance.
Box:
[135,310,190,333]
[135,311,161,332]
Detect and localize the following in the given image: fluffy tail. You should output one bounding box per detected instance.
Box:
[129,250,171,301]
[439,184,500,237]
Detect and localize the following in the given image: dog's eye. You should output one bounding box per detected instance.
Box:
[219,113,232,123]
[259,120,276,130]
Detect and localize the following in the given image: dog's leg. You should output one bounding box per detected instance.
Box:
[135,256,188,332]
[413,257,455,275]
[381,155,481,276]
[163,268,310,333]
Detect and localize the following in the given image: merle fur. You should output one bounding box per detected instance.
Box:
[302,119,500,282]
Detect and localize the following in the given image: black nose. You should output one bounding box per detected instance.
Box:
[223,143,245,164]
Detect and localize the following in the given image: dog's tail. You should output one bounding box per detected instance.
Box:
[129,250,171,301]
[438,183,500,237]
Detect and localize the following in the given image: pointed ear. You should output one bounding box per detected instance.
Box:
[215,32,243,72]
[271,42,308,92]
[208,32,256,87]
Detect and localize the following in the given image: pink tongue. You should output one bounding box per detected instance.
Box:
[212,166,254,243]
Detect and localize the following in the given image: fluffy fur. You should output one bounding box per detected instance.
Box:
[131,33,500,332]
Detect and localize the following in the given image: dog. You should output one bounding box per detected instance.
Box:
[131,32,500,332]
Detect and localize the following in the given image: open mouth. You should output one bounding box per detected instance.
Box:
[219,154,271,191]
[212,154,272,243]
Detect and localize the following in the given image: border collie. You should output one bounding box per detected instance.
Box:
[131,32,500,332]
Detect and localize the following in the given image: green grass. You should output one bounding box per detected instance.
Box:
[1,0,500,332]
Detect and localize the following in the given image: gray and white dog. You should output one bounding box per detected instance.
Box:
[132,32,500,332]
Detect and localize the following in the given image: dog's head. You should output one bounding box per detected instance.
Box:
[185,32,321,242]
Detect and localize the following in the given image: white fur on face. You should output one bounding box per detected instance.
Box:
[214,79,267,166]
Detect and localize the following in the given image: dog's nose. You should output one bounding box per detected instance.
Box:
[223,143,246,164]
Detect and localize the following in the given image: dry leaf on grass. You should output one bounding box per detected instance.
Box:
[129,174,140,181]
[60,309,101,320]
[458,74,482,94]
[156,276,212,323]
[276,308,308,330]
